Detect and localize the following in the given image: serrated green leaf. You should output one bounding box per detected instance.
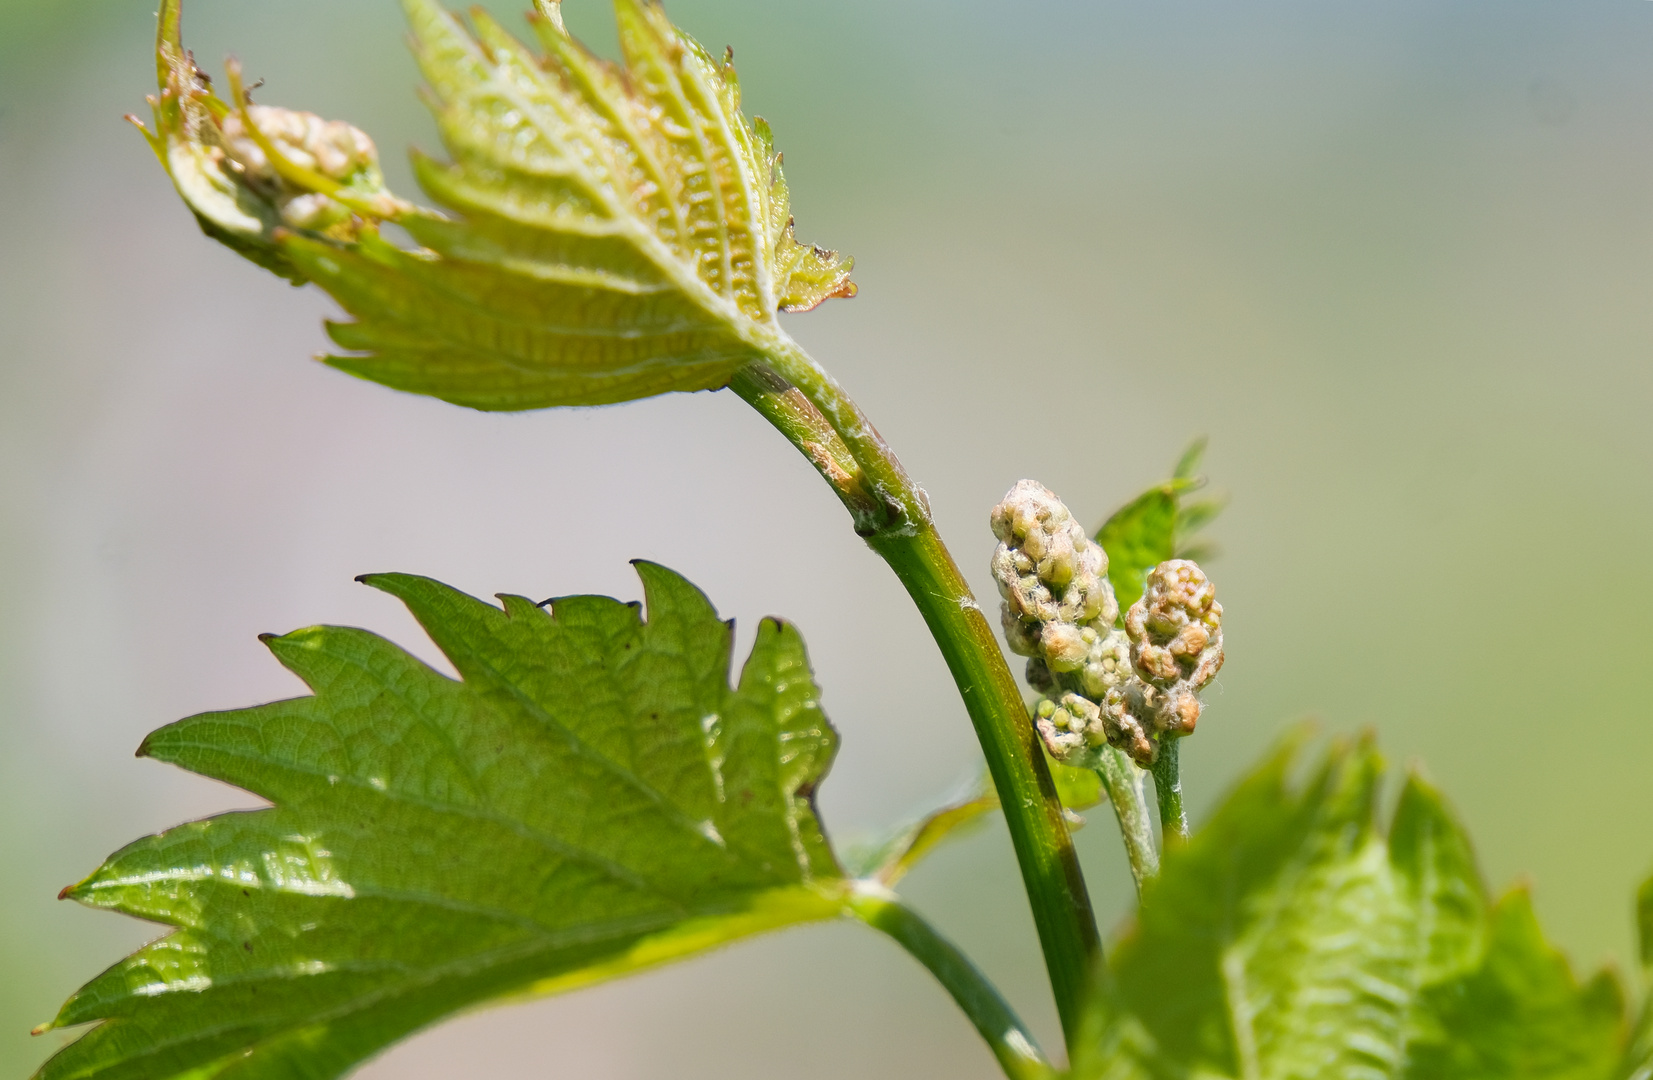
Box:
[36,563,847,1080]
[1072,732,1626,1080]
[1388,773,1488,987]
[1616,873,1653,1080]
[1096,486,1180,615]
[1096,440,1223,613]
[141,0,853,411]
[1406,891,1623,1080]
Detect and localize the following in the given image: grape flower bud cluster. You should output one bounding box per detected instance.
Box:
[990,482,1224,769]
[1101,560,1225,766]
[217,105,385,232]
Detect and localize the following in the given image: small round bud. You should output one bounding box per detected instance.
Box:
[1041,623,1088,672]
[1034,692,1110,767]
[1001,607,1042,658]
[1078,629,1132,699]
[1025,657,1058,696]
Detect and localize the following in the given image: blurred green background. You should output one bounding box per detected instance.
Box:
[4,0,1653,1075]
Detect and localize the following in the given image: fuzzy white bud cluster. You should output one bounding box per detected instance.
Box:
[990,480,1123,766]
[991,480,1119,666]
[1101,560,1225,766]
[221,106,378,183]
[214,106,388,231]
[991,483,1225,769]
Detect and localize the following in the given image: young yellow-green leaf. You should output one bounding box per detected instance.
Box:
[1071,733,1627,1080]
[844,777,999,886]
[844,752,1100,887]
[1096,439,1224,613]
[139,0,853,411]
[35,563,846,1080]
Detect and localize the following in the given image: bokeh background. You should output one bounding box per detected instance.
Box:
[4,0,1653,1075]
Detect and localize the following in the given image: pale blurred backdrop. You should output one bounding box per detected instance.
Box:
[4,0,1653,1075]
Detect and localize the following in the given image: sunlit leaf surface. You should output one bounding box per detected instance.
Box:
[1070,735,1626,1080]
[36,563,845,1079]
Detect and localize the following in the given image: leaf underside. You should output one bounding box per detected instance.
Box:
[37,563,845,1080]
[1071,733,1626,1080]
[150,0,855,412]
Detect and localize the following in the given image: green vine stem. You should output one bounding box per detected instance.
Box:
[761,337,931,532]
[1094,747,1159,893]
[847,884,1055,1080]
[1151,737,1189,844]
[733,347,1102,1049]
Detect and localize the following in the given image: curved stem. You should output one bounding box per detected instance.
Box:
[727,364,884,532]
[736,345,1101,1050]
[761,337,929,530]
[1093,748,1159,894]
[847,884,1054,1080]
[1151,737,1188,845]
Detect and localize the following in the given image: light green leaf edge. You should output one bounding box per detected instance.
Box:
[1613,876,1653,1080]
[34,563,850,1080]
[140,0,854,411]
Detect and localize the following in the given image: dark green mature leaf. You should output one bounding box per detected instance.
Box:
[140,0,853,411]
[35,564,846,1080]
[1071,733,1627,1080]
[1096,439,1224,613]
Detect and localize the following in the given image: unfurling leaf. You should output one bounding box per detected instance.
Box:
[844,754,1099,886]
[1096,438,1225,613]
[138,0,854,411]
[35,564,846,1080]
[1070,733,1628,1080]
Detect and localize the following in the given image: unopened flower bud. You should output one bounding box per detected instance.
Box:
[1078,629,1132,700]
[1035,692,1110,767]
[1102,683,1155,767]
[135,29,411,280]
[990,480,1120,680]
[220,105,379,186]
[1081,559,1226,765]
[1125,560,1224,691]
[1001,607,1042,658]
[1041,623,1088,672]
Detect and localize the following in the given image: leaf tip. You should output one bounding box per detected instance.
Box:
[530,0,566,35]
[56,876,93,901]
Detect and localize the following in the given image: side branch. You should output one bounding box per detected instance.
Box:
[1095,748,1159,894]
[847,884,1055,1080]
